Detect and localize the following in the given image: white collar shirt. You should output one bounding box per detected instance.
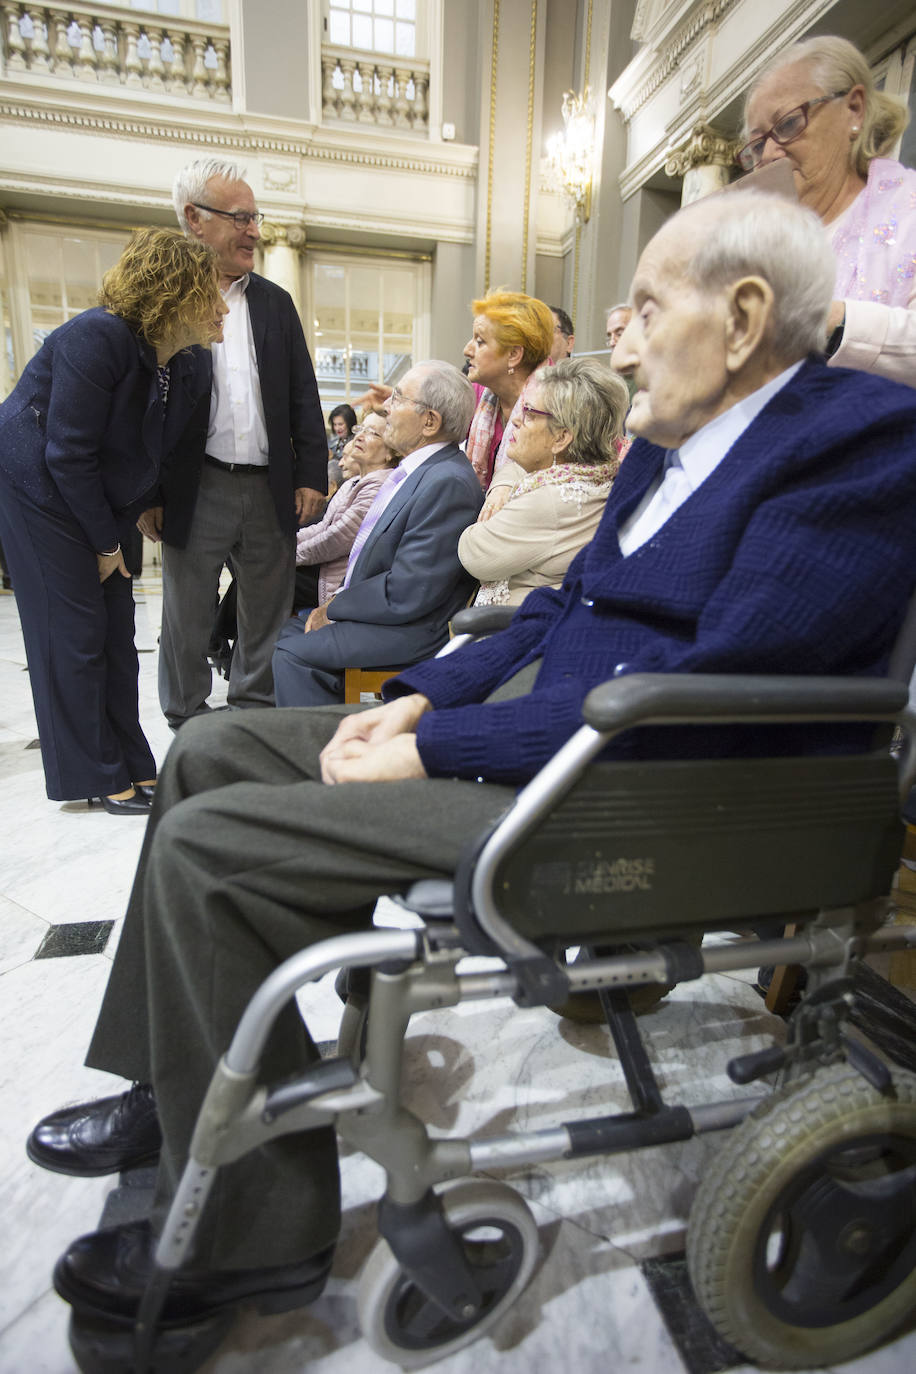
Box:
[617,361,804,557]
[207,274,270,466]
[340,442,448,589]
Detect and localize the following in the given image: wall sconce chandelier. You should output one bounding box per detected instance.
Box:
[545,87,595,223]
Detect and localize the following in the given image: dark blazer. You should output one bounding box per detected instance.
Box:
[292,443,484,670]
[396,359,916,785]
[155,273,327,547]
[0,307,206,552]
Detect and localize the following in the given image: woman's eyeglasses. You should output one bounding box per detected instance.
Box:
[352,424,385,438]
[520,403,556,425]
[736,91,849,172]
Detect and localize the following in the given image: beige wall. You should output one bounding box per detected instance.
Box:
[239,0,313,121]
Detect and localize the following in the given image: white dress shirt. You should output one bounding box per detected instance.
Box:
[617,362,803,556]
[207,275,270,466]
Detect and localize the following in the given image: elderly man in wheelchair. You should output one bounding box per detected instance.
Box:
[29,189,916,1372]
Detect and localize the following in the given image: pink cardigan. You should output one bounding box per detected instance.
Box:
[830,158,916,384]
[295,468,394,602]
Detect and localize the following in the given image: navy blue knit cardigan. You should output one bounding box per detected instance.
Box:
[391,359,916,786]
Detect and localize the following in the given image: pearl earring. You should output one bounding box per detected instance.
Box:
[851,125,859,135]
[508,366,514,375]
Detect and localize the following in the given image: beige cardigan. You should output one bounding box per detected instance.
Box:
[458,459,612,606]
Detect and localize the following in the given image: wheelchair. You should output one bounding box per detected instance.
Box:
[71,607,916,1373]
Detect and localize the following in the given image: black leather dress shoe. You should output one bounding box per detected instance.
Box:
[54,1219,334,1325]
[89,793,152,815]
[27,1083,162,1176]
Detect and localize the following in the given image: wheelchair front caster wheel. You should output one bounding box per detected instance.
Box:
[357,1179,539,1368]
[687,1063,916,1368]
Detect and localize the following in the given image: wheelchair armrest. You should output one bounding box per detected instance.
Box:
[451,605,517,637]
[582,673,908,735]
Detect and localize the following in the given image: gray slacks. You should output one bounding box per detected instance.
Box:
[158,464,295,727]
[86,706,515,1270]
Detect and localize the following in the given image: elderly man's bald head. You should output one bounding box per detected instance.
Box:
[613,192,834,449]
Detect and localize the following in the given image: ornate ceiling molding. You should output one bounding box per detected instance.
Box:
[0,97,478,181]
[610,0,736,122]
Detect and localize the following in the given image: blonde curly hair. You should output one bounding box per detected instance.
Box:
[98,227,220,348]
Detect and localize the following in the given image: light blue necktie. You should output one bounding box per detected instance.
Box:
[341,466,408,588]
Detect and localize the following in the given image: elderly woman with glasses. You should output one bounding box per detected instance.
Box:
[292,412,400,611]
[458,357,629,607]
[742,35,915,383]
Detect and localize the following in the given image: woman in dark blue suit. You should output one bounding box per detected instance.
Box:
[0,228,225,812]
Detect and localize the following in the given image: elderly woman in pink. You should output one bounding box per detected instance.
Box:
[742,35,915,383]
[292,413,398,612]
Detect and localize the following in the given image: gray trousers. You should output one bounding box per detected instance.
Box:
[86,706,515,1270]
[158,464,295,726]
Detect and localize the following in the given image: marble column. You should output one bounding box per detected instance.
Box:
[259,222,307,316]
[665,123,737,206]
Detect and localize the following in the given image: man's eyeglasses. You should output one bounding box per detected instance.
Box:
[736,91,849,172]
[390,386,429,412]
[192,203,265,229]
[520,402,556,425]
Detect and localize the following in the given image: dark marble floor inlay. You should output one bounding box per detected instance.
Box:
[35,920,115,959]
[640,1254,742,1374]
[26,739,41,749]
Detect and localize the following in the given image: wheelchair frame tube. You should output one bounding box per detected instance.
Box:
[225,929,420,1075]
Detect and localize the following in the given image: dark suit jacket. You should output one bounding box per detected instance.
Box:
[292,443,484,670]
[0,307,207,554]
[156,273,328,547]
[396,358,916,785]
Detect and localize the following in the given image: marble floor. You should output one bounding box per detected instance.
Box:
[1,578,915,1374]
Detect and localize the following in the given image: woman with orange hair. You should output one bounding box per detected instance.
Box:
[463,289,555,489]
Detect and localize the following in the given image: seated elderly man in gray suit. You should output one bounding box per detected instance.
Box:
[272,360,483,707]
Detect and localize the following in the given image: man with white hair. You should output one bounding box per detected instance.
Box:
[272,360,483,706]
[138,159,327,728]
[34,191,916,1347]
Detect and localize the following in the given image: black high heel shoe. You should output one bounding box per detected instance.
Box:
[132,783,156,802]
[88,793,151,816]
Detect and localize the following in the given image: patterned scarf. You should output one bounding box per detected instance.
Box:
[508,456,618,512]
[466,388,501,490]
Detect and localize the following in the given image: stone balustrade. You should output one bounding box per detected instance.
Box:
[1,1,230,102]
[321,43,428,132]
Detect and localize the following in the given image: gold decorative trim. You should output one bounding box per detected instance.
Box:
[484,0,500,294]
[2,207,150,231]
[307,241,432,263]
[0,100,478,180]
[260,221,308,251]
[573,0,593,326]
[520,0,537,292]
[664,121,737,177]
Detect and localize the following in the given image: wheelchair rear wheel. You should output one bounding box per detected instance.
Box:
[687,1063,916,1368]
[357,1179,538,1368]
